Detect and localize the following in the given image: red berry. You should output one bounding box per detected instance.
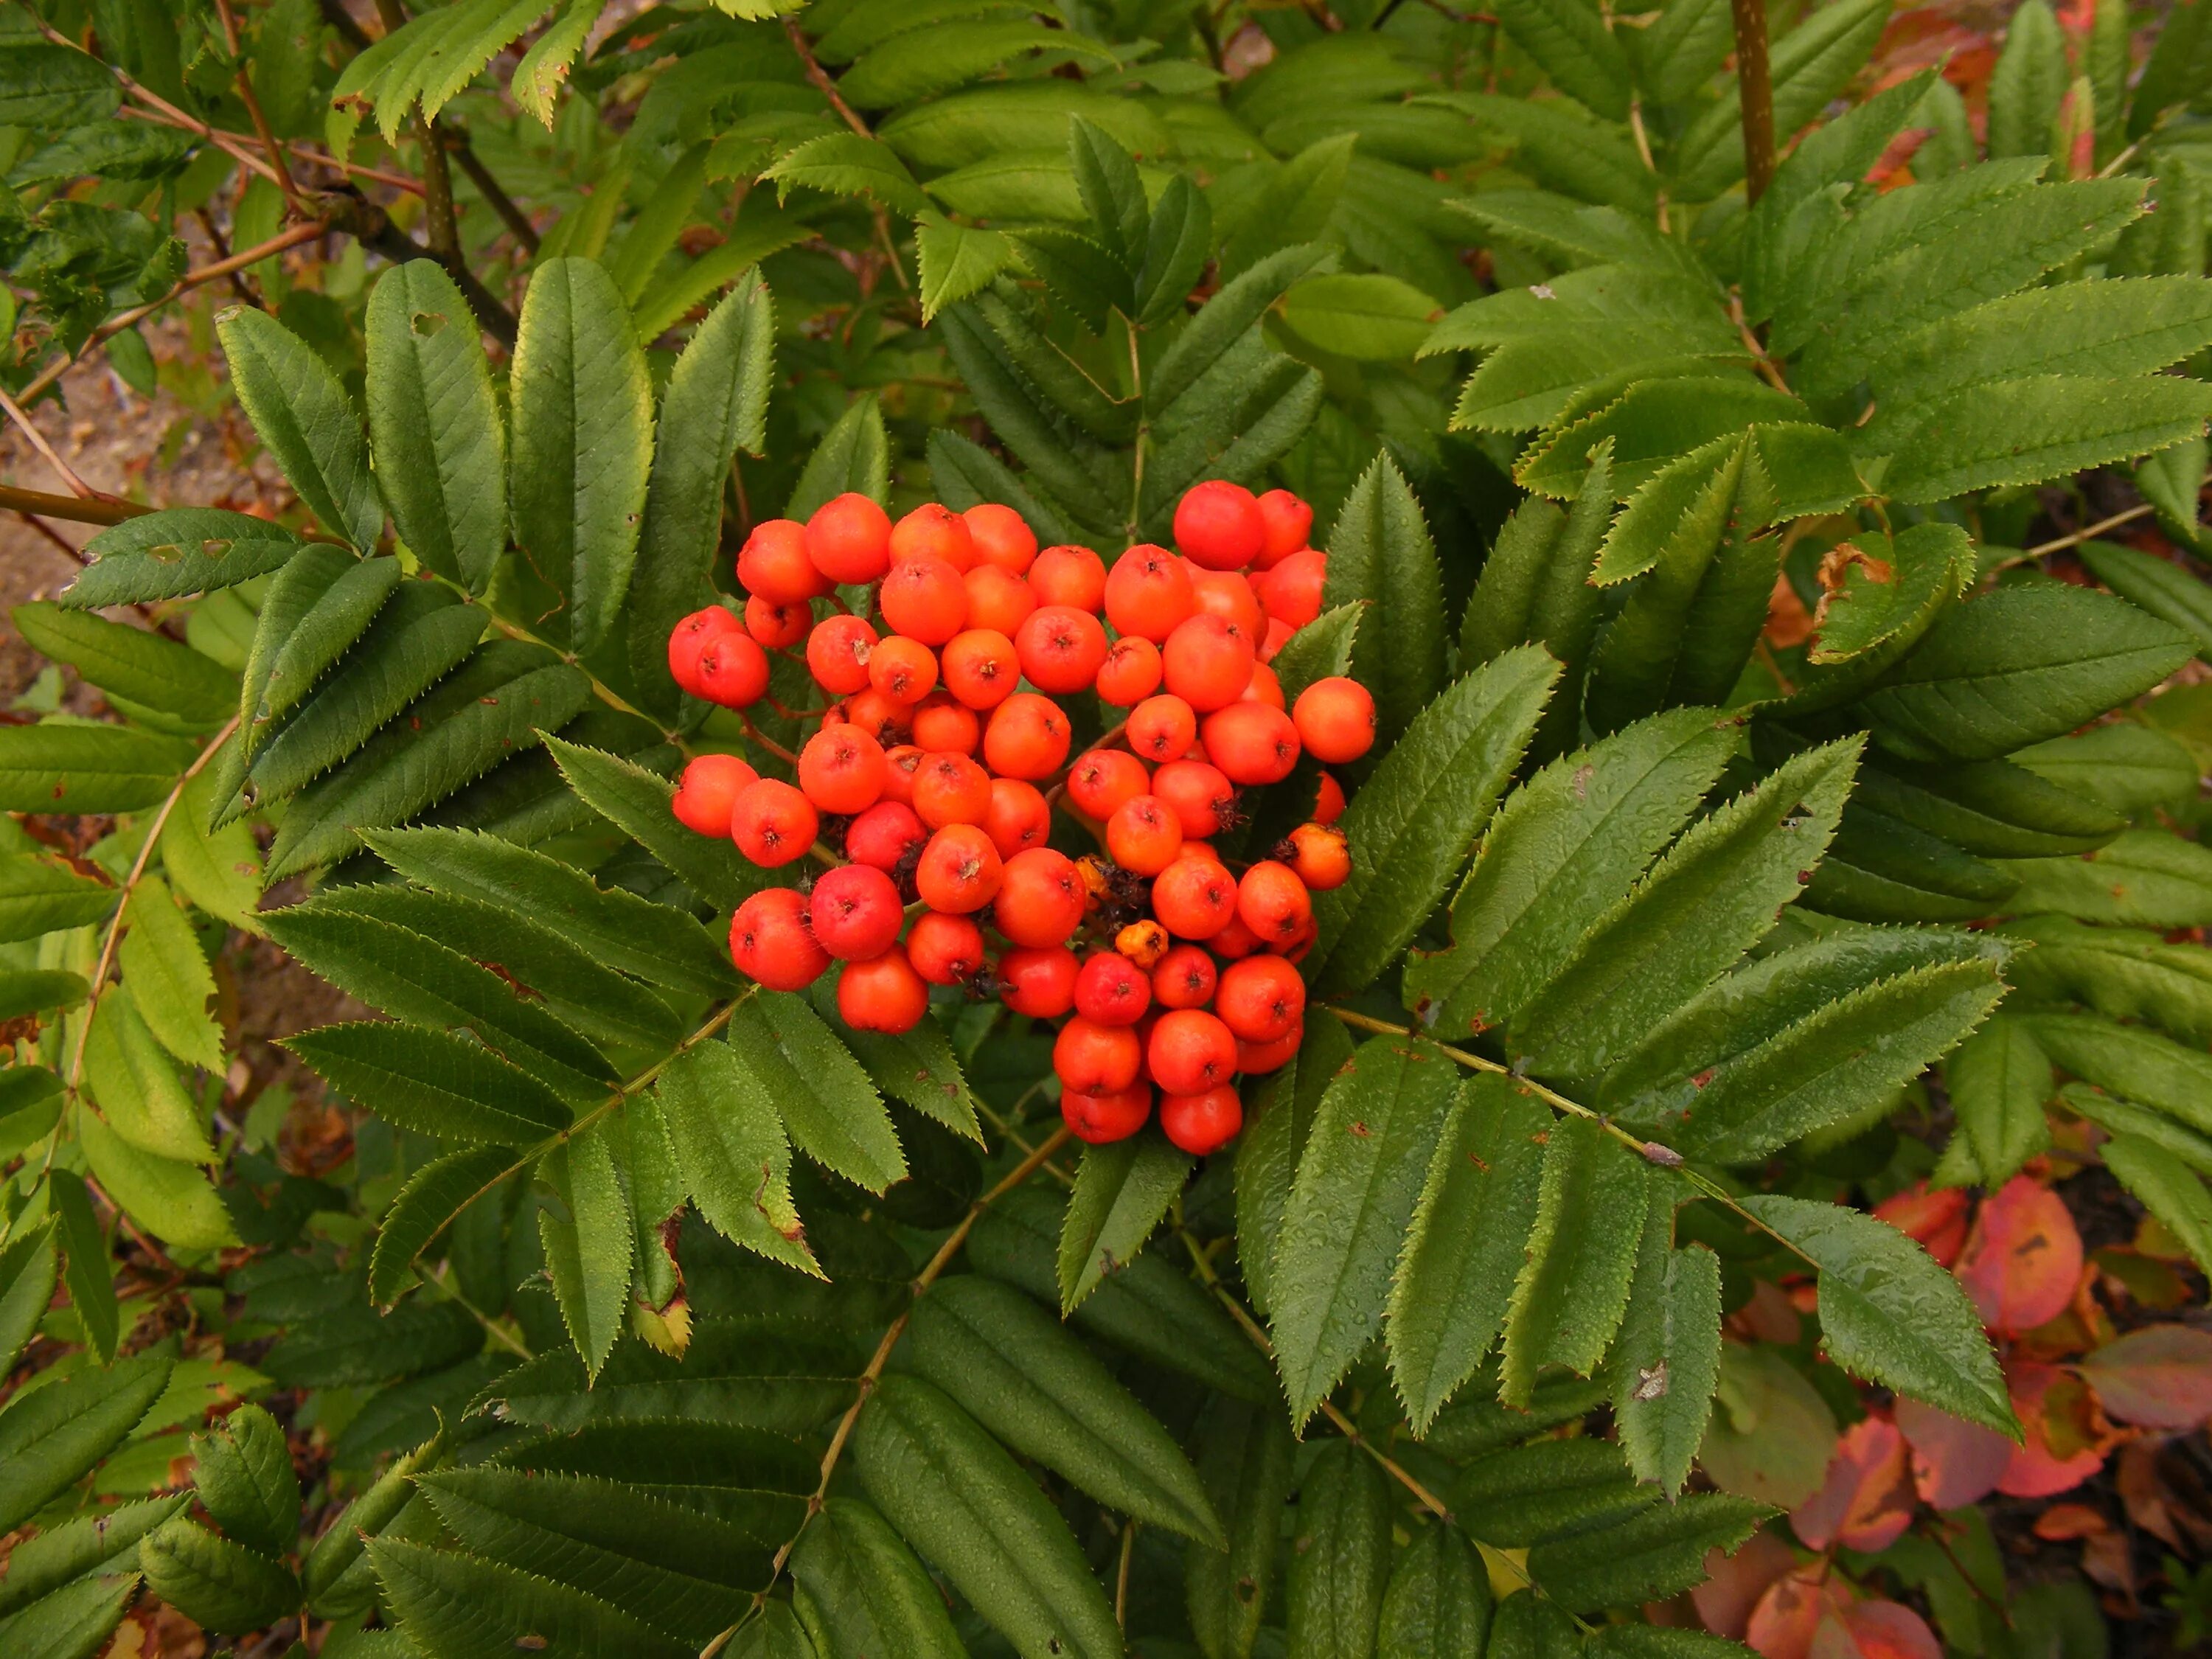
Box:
[810,863,906,961]
[1254,546,1325,629]
[1152,856,1238,941]
[729,779,820,868]
[740,519,832,605]
[982,692,1071,782]
[806,613,877,695]
[844,799,927,872]
[1152,944,1217,1009]
[964,503,1038,574]
[994,847,1086,947]
[1075,951,1152,1025]
[908,911,987,984]
[1253,489,1313,570]
[1259,616,1295,662]
[891,502,975,571]
[806,493,893,585]
[1029,544,1106,611]
[694,631,772,709]
[1292,675,1377,765]
[745,595,812,649]
[1096,635,1164,706]
[1189,568,1266,641]
[964,564,1037,638]
[1153,759,1236,838]
[1202,703,1301,787]
[838,945,930,1033]
[1315,769,1346,824]
[1062,1084,1151,1144]
[867,634,939,705]
[999,944,1079,1017]
[984,776,1052,860]
[672,753,758,837]
[1174,480,1265,571]
[1208,911,1265,961]
[940,628,1020,710]
[880,555,970,646]
[1127,695,1198,763]
[669,605,740,695]
[1162,613,1257,712]
[1105,793,1183,876]
[1284,821,1352,891]
[730,888,830,990]
[843,686,912,748]
[1238,1024,1304,1075]
[916,823,1003,913]
[1237,860,1312,946]
[882,744,926,805]
[1215,953,1305,1043]
[1015,605,1110,694]
[1054,1016,1144,1094]
[1160,1084,1242,1155]
[1242,662,1284,709]
[1104,544,1195,643]
[798,724,888,815]
[1147,1009,1239,1094]
[909,692,981,755]
[911,752,993,830]
[1066,749,1150,822]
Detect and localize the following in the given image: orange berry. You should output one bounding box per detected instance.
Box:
[745,595,812,649]
[890,502,975,571]
[964,502,1039,573]
[1173,480,1265,571]
[1127,695,1198,763]
[1152,856,1238,941]
[1015,605,1110,694]
[1216,952,1305,1042]
[797,725,887,815]
[1065,749,1150,822]
[1104,544,1195,642]
[880,555,969,645]
[844,799,926,872]
[1259,616,1294,662]
[837,945,930,1033]
[1253,546,1324,628]
[1054,1016,1143,1094]
[1292,675,1377,765]
[916,823,1003,913]
[1151,943,1217,1009]
[1029,544,1106,611]
[1202,703,1301,786]
[740,518,831,605]
[841,686,911,748]
[1062,1084,1151,1144]
[964,564,1037,637]
[672,753,759,837]
[806,493,892,585]
[995,847,1088,947]
[1074,951,1152,1025]
[984,776,1052,860]
[909,692,981,754]
[694,631,771,709]
[810,863,905,961]
[1315,769,1346,824]
[729,779,819,869]
[940,628,1021,711]
[908,910,987,984]
[1096,635,1164,706]
[730,888,830,990]
[1242,661,1284,709]
[881,743,925,805]
[1147,1009,1239,1094]
[999,944,1079,1017]
[1159,1084,1242,1154]
[1153,759,1236,838]
[1189,567,1265,640]
[865,635,939,705]
[1238,1023,1304,1075]
[911,751,993,829]
[1283,821,1352,891]
[806,613,877,695]
[982,692,1071,781]
[1237,860,1312,946]
[1163,613,1258,712]
[1209,911,1264,961]
[1253,489,1312,570]
[1105,793,1183,875]
[669,605,740,695]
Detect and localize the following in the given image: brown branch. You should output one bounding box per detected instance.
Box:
[214,0,313,220]
[448,133,541,252]
[784,16,871,138]
[0,384,97,498]
[1728,0,1776,204]
[0,482,142,526]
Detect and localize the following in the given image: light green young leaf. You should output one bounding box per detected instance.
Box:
[897,1276,1224,1546]
[762,130,928,215]
[217,305,382,551]
[77,1110,235,1247]
[49,1171,115,1363]
[653,1039,819,1277]
[161,762,263,933]
[84,987,217,1162]
[1269,1032,1461,1429]
[0,1349,173,1534]
[1057,1136,1190,1312]
[0,850,114,944]
[1498,1115,1648,1405]
[1307,647,1558,997]
[117,875,223,1073]
[728,992,905,1194]
[852,1374,1122,1659]
[0,723,193,815]
[1279,274,1442,362]
[2102,1134,2212,1273]
[1385,1073,1553,1435]
[366,260,507,591]
[508,257,655,653]
[1986,0,2067,160]
[10,604,236,731]
[0,1219,58,1378]
[1739,1192,2014,1434]
[787,394,891,520]
[513,0,605,125]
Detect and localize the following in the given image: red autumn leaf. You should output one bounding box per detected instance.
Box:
[1872,1180,1970,1268]
[1893,1397,2013,1511]
[1748,1569,1855,1659]
[2031,1501,2110,1542]
[1694,1528,1800,1641]
[1792,1416,1916,1554]
[2076,1325,2212,1428]
[1818,1600,1944,1659]
[1997,1362,2107,1498]
[1954,1176,2083,1335]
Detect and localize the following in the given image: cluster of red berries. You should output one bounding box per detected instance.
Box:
[663,479,1372,1158]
